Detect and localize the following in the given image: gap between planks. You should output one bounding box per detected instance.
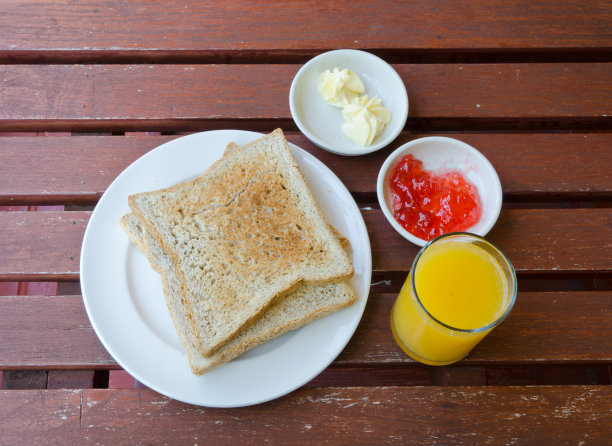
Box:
[1,48,612,65]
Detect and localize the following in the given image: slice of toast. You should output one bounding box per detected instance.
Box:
[129,129,353,357]
[120,213,356,375]
[225,141,350,248]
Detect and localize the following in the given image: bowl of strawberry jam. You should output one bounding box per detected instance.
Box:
[376,137,502,246]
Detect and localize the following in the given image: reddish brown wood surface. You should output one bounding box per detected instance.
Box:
[0,211,86,280]
[296,133,612,198]
[0,387,609,444]
[340,291,612,365]
[1,292,609,368]
[47,371,96,389]
[1,0,610,59]
[0,209,610,280]
[369,208,612,273]
[0,1,609,442]
[0,296,113,368]
[0,133,610,204]
[0,64,609,131]
[0,135,177,204]
[0,371,48,390]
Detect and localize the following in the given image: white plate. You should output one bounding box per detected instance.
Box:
[290,49,408,156]
[80,130,372,407]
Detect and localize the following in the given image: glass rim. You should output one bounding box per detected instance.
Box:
[409,232,518,334]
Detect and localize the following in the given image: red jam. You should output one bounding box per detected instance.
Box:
[389,154,482,241]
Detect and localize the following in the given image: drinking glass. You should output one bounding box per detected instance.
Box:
[390,233,517,366]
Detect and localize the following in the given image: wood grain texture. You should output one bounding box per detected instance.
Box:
[47,371,96,389]
[0,296,114,368]
[0,209,610,280]
[0,1,609,439]
[367,208,612,273]
[0,133,610,204]
[0,371,47,389]
[0,387,609,444]
[340,291,612,365]
[0,211,86,280]
[294,132,612,198]
[0,64,609,131]
[0,135,177,204]
[1,292,609,368]
[1,0,610,57]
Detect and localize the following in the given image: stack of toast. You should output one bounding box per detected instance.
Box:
[120,129,356,375]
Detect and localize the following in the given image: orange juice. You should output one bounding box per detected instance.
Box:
[391,233,516,366]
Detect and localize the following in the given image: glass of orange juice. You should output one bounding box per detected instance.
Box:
[391,232,517,366]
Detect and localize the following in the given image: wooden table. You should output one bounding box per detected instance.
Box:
[1,1,611,443]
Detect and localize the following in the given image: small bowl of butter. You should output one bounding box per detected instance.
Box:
[289,49,408,156]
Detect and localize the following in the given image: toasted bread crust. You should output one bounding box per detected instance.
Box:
[121,212,356,375]
[129,129,353,357]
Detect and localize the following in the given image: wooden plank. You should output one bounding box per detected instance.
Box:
[0,387,609,444]
[485,209,612,274]
[0,390,82,441]
[368,208,612,273]
[1,0,610,58]
[0,211,87,281]
[0,371,47,389]
[0,135,177,204]
[0,133,610,204]
[0,296,114,368]
[0,64,609,131]
[0,209,610,280]
[298,132,612,198]
[339,291,612,365]
[1,292,609,368]
[108,370,145,390]
[47,371,96,389]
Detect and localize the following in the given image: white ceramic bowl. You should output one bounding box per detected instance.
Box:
[289,49,408,156]
[376,137,503,246]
